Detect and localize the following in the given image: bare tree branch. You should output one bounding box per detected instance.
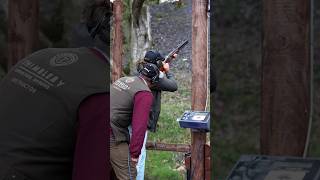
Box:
[132,0,145,27]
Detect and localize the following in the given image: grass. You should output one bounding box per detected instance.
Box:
[145,72,194,179]
[145,151,185,180]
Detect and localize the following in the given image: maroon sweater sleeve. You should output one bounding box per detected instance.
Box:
[72,93,109,180]
[129,91,153,158]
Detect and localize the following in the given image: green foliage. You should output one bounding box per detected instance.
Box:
[213,1,320,179]
[154,12,164,20]
[148,103,190,143]
[212,0,262,178]
[175,1,186,9]
[147,0,160,5]
[146,151,185,180]
[123,60,132,75]
[121,0,133,68]
[123,0,132,22]
[146,72,191,179]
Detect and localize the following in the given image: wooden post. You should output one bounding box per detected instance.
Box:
[191,0,208,179]
[204,144,211,180]
[8,0,39,69]
[261,0,311,156]
[112,0,123,82]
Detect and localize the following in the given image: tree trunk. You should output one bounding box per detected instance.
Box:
[131,0,151,73]
[112,0,124,82]
[132,0,145,28]
[8,0,39,69]
[261,0,311,156]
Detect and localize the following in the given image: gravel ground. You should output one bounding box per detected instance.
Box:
[149,0,193,71]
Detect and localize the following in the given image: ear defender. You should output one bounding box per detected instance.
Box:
[139,63,160,84]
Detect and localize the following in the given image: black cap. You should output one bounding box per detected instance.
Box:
[139,63,160,84]
[144,50,165,64]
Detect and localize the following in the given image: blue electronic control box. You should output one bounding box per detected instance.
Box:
[177,111,210,132]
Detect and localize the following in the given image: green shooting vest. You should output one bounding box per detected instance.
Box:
[0,47,108,180]
[110,76,150,143]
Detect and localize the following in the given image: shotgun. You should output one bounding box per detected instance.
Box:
[164,40,189,64]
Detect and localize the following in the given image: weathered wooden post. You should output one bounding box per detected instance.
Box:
[191,0,208,179]
[261,0,311,156]
[8,0,39,69]
[112,0,124,82]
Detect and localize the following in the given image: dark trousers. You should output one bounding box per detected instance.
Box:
[110,141,137,180]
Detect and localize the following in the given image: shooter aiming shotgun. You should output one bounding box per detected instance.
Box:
[133,40,188,180]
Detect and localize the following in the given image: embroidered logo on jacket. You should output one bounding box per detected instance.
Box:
[50,53,78,67]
